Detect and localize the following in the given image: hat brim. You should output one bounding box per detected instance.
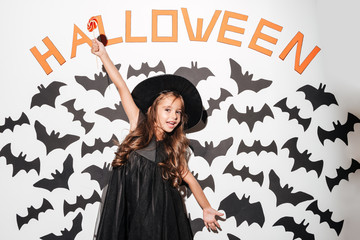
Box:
[131,74,203,129]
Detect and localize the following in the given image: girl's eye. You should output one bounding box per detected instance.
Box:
[165,108,171,112]
[176,111,182,114]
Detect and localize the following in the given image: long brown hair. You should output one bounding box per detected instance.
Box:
[112,91,190,187]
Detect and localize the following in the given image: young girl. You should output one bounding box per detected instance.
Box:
[91,38,223,240]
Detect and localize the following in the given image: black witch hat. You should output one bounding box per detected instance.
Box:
[131,74,203,129]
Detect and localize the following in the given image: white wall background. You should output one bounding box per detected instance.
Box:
[0,0,359,239]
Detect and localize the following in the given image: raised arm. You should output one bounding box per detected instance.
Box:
[182,171,224,231]
[91,39,139,130]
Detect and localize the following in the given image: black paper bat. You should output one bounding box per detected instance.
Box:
[81,162,112,190]
[184,172,215,198]
[206,88,232,117]
[237,140,277,155]
[273,216,314,240]
[16,199,54,229]
[228,163,261,186]
[75,67,118,96]
[127,61,166,78]
[173,61,214,86]
[306,200,343,235]
[297,83,338,110]
[33,154,74,192]
[62,99,94,134]
[281,137,323,177]
[31,81,66,108]
[95,102,129,122]
[227,103,274,132]
[223,161,263,186]
[34,120,80,155]
[64,190,101,216]
[219,192,265,227]
[189,214,205,236]
[326,158,360,191]
[41,212,83,240]
[274,98,311,131]
[0,112,30,133]
[229,58,272,94]
[269,170,313,206]
[81,134,118,157]
[0,143,40,177]
[317,112,360,145]
[189,137,233,165]
[196,172,215,191]
[227,233,241,240]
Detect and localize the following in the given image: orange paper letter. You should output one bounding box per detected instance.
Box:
[126,11,147,42]
[279,31,321,74]
[217,11,248,47]
[249,18,283,56]
[30,37,66,75]
[152,10,178,42]
[181,8,221,42]
[71,24,92,58]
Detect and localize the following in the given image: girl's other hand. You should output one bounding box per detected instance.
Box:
[91,38,106,57]
[203,207,224,231]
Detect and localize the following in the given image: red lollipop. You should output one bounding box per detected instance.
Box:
[87,17,98,32]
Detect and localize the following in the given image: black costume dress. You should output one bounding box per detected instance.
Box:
[94,139,193,240]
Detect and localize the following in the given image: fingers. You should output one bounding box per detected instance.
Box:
[214,220,220,229]
[204,220,220,231]
[91,40,98,53]
[216,211,224,217]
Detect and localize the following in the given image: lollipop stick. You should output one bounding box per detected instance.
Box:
[93,31,100,69]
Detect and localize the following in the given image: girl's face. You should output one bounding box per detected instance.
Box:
[154,95,183,139]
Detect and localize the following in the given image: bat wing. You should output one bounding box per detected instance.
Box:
[229,58,272,94]
[95,102,129,122]
[190,137,233,165]
[326,158,360,191]
[0,112,30,133]
[75,72,111,96]
[223,161,239,176]
[33,154,74,192]
[189,214,205,236]
[227,104,246,124]
[238,165,264,186]
[273,216,314,240]
[237,140,277,155]
[41,212,83,240]
[194,173,215,192]
[62,99,94,134]
[207,88,232,117]
[219,192,265,227]
[227,233,241,240]
[338,113,360,144]
[64,190,101,216]
[269,170,313,206]
[282,138,323,177]
[223,162,263,186]
[81,134,118,157]
[275,98,311,131]
[81,163,112,190]
[16,199,54,229]
[306,200,344,235]
[318,113,360,145]
[34,121,80,154]
[174,61,214,86]
[127,61,166,78]
[0,143,41,176]
[297,84,338,110]
[246,104,274,132]
[31,81,66,108]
